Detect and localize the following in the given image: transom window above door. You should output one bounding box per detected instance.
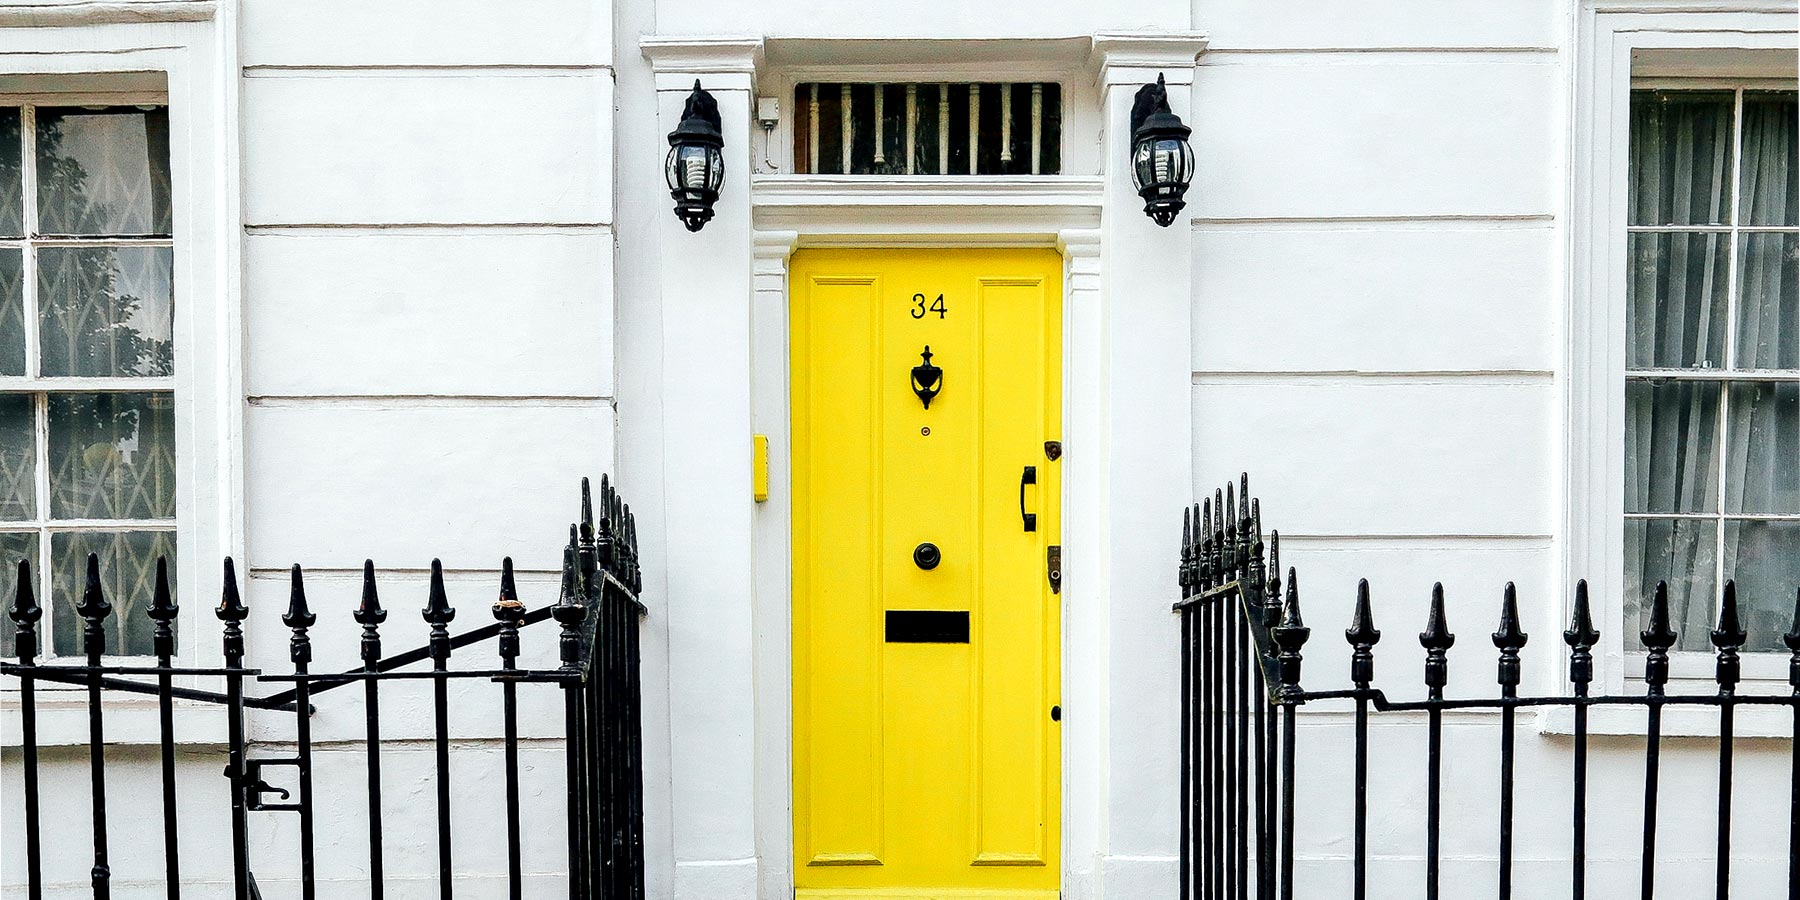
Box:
[1623,87,1799,652]
[792,82,1063,176]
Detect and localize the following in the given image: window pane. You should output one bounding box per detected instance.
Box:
[1625,379,1721,513]
[1627,231,1731,368]
[1736,232,1799,369]
[0,107,20,237]
[35,107,172,236]
[1725,381,1800,514]
[1630,91,1736,226]
[1625,517,1718,652]
[0,393,33,521]
[0,530,38,658]
[37,246,173,378]
[47,392,175,520]
[1742,91,1799,227]
[1727,520,1800,652]
[49,529,171,657]
[0,247,22,375]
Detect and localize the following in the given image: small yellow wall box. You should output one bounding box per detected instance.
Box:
[752,434,769,502]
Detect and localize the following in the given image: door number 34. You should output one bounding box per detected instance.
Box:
[911,293,948,319]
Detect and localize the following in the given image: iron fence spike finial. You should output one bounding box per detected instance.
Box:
[217,557,247,622]
[1565,579,1598,687]
[580,477,595,543]
[77,551,111,621]
[1492,582,1527,651]
[10,558,40,625]
[355,560,387,625]
[1493,582,1526,690]
[422,559,456,625]
[1420,583,1455,651]
[1564,579,1599,649]
[555,544,584,614]
[10,558,38,663]
[1278,568,1305,631]
[1713,580,1745,690]
[1712,580,1746,651]
[1346,578,1379,687]
[149,557,176,620]
[494,557,526,623]
[1271,567,1310,695]
[1641,580,1677,652]
[1346,578,1380,646]
[283,564,316,629]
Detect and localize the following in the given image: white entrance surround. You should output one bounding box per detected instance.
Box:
[646,32,1204,900]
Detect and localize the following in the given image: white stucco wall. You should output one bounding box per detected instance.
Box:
[1,0,1796,899]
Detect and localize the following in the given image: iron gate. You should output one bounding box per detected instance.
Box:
[1176,473,1800,900]
[2,476,645,900]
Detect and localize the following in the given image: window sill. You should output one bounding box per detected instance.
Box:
[1537,693,1795,739]
[2,693,227,747]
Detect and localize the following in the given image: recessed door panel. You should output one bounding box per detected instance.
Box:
[792,249,1061,899]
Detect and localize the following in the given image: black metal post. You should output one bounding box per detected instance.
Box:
[1420,584,1454,900]
[285,566,319,900]
[1566,581,1599,900]
[78,553,113,900]
[1641,582,1678,900]
[149,559,182,900]
[424,560,458,900]
[495,558,527,900]
[10,559,44,900]
[355,561,388,900]
[1346,579,1379,900]
[218,559,253,900]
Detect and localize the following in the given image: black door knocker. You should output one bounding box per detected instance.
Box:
[911,346,943,410]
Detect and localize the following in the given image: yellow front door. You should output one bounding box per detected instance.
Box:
[791,248,1062,900]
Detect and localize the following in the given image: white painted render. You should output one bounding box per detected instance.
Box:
[0,3,1794,900]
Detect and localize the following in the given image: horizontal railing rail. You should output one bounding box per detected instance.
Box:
[4,476,647,900]
[1176,473,1800,900]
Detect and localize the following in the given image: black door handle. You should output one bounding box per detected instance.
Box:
[1019,466,1037,533]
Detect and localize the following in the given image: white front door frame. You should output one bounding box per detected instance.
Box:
[747,184,1105,900]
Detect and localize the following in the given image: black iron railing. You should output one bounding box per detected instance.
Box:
[1176,473,1800,900]
[3,476,645,900]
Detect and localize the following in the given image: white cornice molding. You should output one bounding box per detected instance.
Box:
[641,35,764,91]
[1089,31,1209,85]
[754,175,1104,209]
[751,176,1103,240]
[752,230,800,271]
[0,0,213,26]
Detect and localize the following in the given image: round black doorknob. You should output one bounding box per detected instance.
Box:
[913,542,941,570]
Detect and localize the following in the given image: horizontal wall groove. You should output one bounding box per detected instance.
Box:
[242,64,613,77]
[1192,370,1554,384]
[1203,46,1561,56]
[248,394,616,409]
[1192,214,1555,230]
[245,222,612,234]
[1200,48,1560,66]
[1265,534,1554,548]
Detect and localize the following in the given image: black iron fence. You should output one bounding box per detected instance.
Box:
[1176,473,1800,900]
[2,476,645,900]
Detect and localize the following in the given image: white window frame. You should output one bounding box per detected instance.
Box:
[1569,1,1799,701]
[0,14,242,742]
[2,90,179,663]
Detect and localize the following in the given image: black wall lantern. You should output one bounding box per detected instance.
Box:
[1129,73,1195,227]
[666,80,726,232]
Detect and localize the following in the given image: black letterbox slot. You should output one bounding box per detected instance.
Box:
[885,610,970,643]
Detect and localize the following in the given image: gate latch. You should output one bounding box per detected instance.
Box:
[1046,545,1061,594]
[237,757,303,813]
